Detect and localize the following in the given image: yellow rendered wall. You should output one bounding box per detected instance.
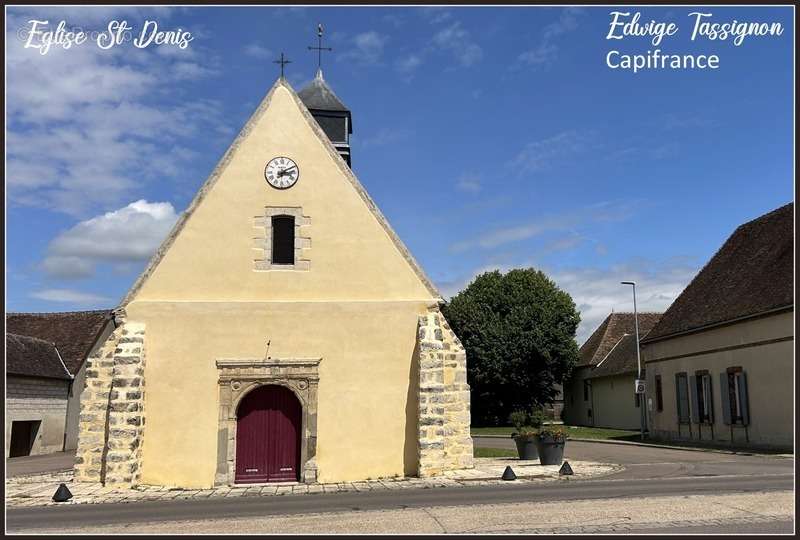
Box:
[129,300,428,488]
[590,374,642,431]
[133,83,434,304]
[123,82,440,488]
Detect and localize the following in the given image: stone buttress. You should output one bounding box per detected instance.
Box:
[74,318,146,487]
[417,307,474,477]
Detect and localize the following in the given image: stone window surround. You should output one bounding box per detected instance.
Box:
[254,207,311,271]
[215,358,320,486]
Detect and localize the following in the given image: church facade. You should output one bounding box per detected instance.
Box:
[74,73,474,489]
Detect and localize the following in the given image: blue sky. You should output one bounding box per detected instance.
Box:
[6,6,794,341]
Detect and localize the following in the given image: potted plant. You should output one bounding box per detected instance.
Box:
[509,407,545,460]
[535,425,567,465]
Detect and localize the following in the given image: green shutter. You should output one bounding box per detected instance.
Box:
[705,375,714,423]
[720,372,731,425]
[689,375,700,424]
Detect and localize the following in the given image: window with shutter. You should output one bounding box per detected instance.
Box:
[693,371,713,423]
[725,367,748,425]
[702,373,713,423]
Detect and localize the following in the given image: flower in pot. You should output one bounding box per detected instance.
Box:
[509,408,545,460]
[535,426,567,466]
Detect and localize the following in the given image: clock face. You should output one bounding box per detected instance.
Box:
[265,157,299,189]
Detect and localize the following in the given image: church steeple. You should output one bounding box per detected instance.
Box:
[298,25,353,167]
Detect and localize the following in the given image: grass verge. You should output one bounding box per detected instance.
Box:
[474,447,517,458]
[471,425,640,441]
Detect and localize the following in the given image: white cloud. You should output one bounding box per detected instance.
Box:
[510,130,591,173]
[5,10,223,216]
[359,127,411,148]
[339,31,388,65]
[420,8,453,25]
[437,258,697,345]
[41,256,96,279]
[12,6,173,27]
[42,200,179,279]
[244,43,272,60]
[432,21,483,67]
[395,54,422,76]
[518,7,585,68]
[30,288,111,304]
[550,262,697,344]
[455,173,481,194]
[450,201,633,253]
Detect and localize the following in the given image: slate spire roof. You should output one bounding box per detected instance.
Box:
[6,310,113,374]
[643,202,793,342]
[578,312,663,368]
[6,333,72,380]
[297,69,350,113]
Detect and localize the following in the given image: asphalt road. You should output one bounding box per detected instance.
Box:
[6,471,793,531]
[5,450,76,477]
[7,439,794,533]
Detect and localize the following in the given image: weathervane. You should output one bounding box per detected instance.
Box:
[273,52,291,78]
[307,23,332,71]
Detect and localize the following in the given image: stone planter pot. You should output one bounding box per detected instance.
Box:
[535,435,565,465]
[513,436,539,460]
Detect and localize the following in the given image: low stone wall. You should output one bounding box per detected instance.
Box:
[417,306,474,477]
[74,321,146,487]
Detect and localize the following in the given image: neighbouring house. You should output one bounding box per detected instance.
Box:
[545,384,565,422]
[642,203,793,450]
[6,334,72,457]
[6,310,115,453]
[73,72,474,490]
[563,312,662,430]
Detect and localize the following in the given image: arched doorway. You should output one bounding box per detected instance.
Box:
[235,385,302,483]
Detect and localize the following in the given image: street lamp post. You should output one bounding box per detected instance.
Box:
[621,281,645,441]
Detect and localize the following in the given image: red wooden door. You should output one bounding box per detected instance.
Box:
[235,385,301,483]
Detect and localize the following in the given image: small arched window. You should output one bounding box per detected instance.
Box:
[271,215,295,265]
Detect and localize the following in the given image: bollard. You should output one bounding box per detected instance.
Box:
[559,461,574,476]
[501,466,517,481]
[53,483,73,502]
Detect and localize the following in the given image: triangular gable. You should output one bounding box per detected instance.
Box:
[118,78,441,308]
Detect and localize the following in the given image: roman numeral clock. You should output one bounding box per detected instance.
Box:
[265,157,299,189]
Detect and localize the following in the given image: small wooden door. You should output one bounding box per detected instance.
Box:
[235,385,301,483]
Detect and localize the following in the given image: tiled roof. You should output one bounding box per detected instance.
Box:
[6,333,71,380]
[644,203,793,342]
[578,312,662,367]
[6,310,112,374]
[588,333,640,379]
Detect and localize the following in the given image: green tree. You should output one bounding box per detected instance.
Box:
[442,268,580,426]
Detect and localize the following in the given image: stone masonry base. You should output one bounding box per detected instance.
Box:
[74,319,146,488]
[417,306,474,476]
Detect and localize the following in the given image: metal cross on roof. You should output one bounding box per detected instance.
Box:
[273,52,291,78]
[307,23,332,71]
